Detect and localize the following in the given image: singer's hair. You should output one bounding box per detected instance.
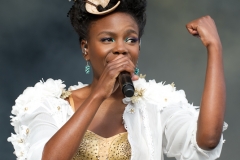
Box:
[68,0,147,42]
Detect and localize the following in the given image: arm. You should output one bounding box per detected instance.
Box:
[186,15,226,150]
[42,92,105,159]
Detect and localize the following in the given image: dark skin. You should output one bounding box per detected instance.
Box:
[186,16,226,149]
[42,13,225,159]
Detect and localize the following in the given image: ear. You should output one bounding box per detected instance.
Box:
[80,39,90,60]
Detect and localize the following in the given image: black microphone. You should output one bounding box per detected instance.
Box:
[118,71,135,97]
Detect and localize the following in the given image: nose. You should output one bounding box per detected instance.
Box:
[113,40,128,55]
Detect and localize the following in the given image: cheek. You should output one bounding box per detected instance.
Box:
[89,45,108,60]
[88,45,110,70]
[129,47,140,64]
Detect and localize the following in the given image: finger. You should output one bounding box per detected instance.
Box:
[105,60,135,78]
[107,56,135,70]
[110,63,135,75]
[186,25,199,35]
[103,55,136,81]
[110,55,134,64]
[107,60,134,71]
[131,75,139,81]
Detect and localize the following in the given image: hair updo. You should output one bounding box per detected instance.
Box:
[68,0,147,42]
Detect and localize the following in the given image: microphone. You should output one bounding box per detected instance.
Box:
[118,71,135,97]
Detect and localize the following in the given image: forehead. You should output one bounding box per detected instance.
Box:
[88,12,139,36]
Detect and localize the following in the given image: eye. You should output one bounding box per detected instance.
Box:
[100,37,115,43]
[125,37,139,44]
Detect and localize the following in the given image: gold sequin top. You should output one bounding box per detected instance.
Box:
[72,130,131,160]
[67,94,131,160]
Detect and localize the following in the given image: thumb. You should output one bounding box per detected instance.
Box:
[131,75,139,81]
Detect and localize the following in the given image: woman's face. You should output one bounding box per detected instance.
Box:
[82,12,140,79]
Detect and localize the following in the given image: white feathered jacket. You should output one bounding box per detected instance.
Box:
[8,78,227,160]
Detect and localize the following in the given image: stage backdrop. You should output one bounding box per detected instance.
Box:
[1,0,239,159]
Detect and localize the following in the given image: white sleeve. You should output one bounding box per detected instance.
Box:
[161,102,227,160]
[8,98,69,160]
[25,106,59,160]
[8,79,73,160]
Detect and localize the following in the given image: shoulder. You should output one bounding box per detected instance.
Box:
[12,79,88,110]
[123,77,190,109]
[11,79,88,126]
[11,79,67,116]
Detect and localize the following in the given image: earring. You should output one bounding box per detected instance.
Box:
[83,48,87,55]
[134,62,140,75]
[134,67,140,75]
[83,46,90,74]
[85,61,90,74]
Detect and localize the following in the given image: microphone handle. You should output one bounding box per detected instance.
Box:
[118,71,135,97]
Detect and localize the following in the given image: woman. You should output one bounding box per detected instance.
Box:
[8,0,227,159]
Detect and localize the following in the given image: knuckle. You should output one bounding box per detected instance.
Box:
[125,61,130,65]
[108,70,115,78]
[108,65,113,71]
[106,62,113,68]
[205,15,210,18]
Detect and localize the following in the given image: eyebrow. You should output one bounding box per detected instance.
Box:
[126,29,138,35]
[97,31,115,36]
[97,29,139,37]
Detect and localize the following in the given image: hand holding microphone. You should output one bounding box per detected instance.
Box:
[101,54,136,98]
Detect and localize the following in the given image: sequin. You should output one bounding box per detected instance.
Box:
[26,129,29,135]
[72,130,131,160]
[128,108,135,114]
[139,74,146,79]
[60,89,72,99]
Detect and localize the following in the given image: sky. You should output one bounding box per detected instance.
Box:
[1,0,240,159]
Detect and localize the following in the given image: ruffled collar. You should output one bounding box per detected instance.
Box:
[123,77,184,109]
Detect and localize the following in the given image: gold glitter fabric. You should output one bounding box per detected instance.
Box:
[72,130,131,160]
